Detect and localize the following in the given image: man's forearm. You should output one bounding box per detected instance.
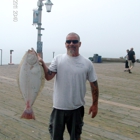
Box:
[90,81,99,106]
[41,61,56,80]
[133,55,135,59]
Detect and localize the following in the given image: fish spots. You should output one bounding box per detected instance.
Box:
[30,66,34,70]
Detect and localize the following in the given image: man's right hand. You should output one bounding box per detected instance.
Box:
[37,53,43,65]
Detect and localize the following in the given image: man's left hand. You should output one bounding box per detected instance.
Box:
[88,105,98,118]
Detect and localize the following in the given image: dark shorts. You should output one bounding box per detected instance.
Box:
[49,106,84,140]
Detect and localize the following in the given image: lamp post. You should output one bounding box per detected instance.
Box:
[0,49,2,66]
[8,50,14,65]
[33,0,53,58]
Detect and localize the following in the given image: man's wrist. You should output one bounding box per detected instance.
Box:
[92,103,98,107]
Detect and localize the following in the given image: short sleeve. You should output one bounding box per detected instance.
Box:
[49,56,57,72]
[87,61,97,82]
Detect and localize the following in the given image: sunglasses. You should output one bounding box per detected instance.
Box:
[66,40,79,44]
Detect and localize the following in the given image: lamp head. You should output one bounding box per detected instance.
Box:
[45,0,53,12]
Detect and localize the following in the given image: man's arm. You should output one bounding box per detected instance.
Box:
[89,80,99,118]
[37,53,56,80]
[133,55,135,60]
[41,61,56,81]
[133,51,135,59]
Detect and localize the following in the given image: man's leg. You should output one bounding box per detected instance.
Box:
[49,108,65,140]
[129,61,133,70]
[66,106,84,140]
[130,62,134,70]
[128,60,132,73]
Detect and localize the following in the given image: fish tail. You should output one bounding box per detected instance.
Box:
[21,107,35,120]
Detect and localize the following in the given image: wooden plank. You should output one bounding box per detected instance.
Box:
[0,63,140,140]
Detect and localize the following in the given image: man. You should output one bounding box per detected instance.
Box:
[128,48,135,73]
[39,32,99,140]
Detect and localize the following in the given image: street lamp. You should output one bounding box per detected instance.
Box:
[33,0,53,58]
[9,50,14,65]
[45,0,53,12]
[0,49,2,66]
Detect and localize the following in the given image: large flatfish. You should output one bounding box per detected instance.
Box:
[17,48,45,119]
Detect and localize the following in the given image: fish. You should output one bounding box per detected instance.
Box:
[17,48,45,119]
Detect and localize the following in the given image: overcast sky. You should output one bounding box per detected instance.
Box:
[0,0,140,64]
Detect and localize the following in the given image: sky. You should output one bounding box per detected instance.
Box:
[0,0,140,64]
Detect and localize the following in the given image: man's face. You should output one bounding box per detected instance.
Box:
[65,34,81,56]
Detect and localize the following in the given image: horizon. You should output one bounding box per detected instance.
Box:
[0,0,140,64]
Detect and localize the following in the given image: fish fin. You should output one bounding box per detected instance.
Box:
[21,107,35,120]
[17,51,28,94]
[37,65,45,94]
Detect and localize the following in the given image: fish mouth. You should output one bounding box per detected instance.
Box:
[28,48,36,54]
[27,48,38,65]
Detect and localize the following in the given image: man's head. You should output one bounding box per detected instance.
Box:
[65,32,81,57]
[126,49,129,53]
[130,48,133,51]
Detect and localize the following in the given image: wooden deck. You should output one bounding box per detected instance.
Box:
[0,63,140,140]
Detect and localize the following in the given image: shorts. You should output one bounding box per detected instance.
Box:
[48,106,84,140]
[128,60,134,68]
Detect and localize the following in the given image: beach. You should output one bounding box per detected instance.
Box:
[0,62,140,140]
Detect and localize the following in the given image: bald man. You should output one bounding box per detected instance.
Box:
[39,32,99,140]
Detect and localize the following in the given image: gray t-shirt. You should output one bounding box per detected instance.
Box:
[49,53,97,110]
